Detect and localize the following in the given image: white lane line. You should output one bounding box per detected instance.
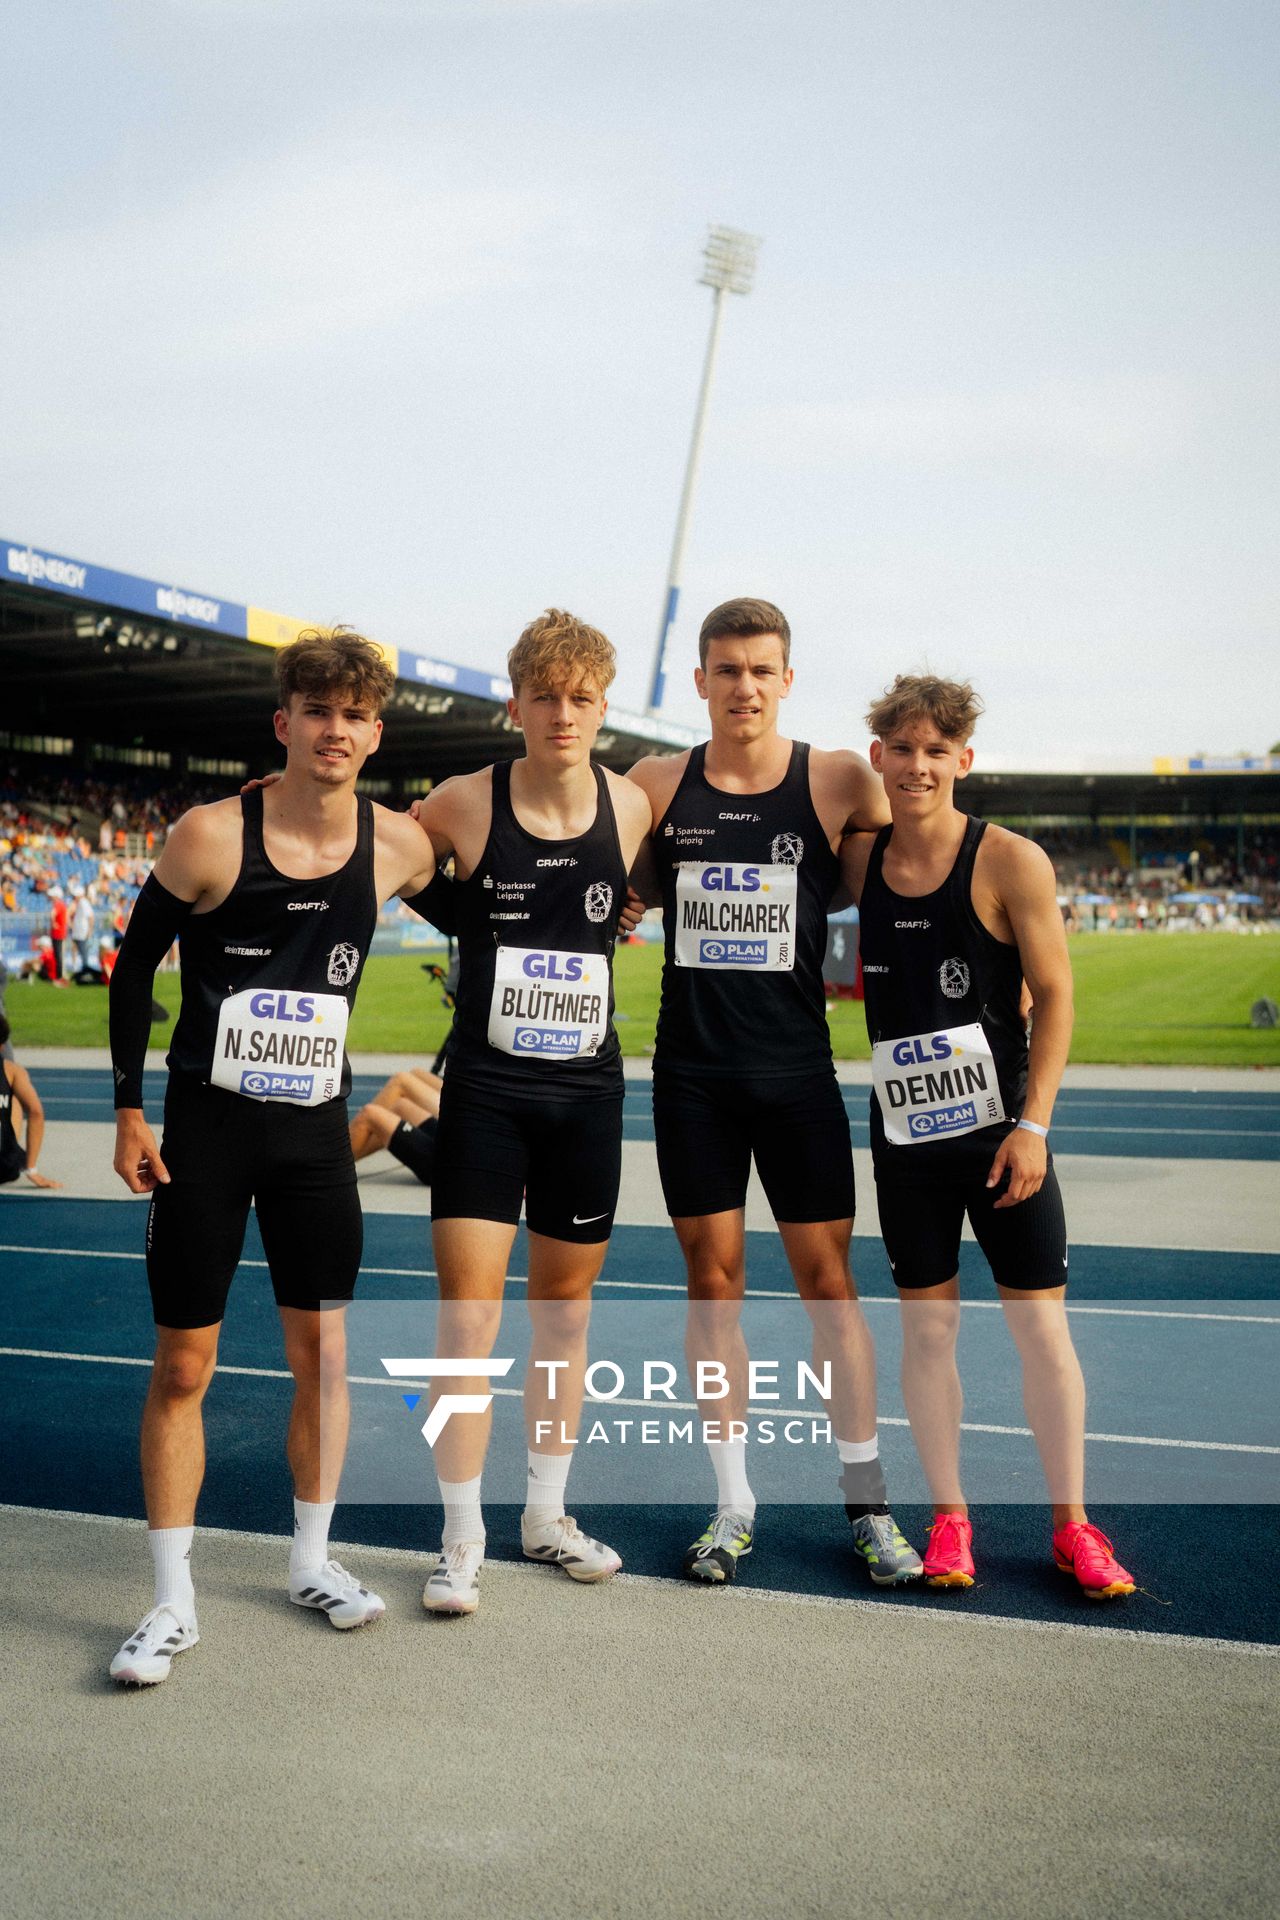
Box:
[3,1244,1278,1322]
[2,1345,1276,1455]
[36,1098,1280,1140]
[4,1501,1276,1661]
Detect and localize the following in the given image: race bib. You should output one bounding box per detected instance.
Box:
[487,946,607,1059]
[673,863,798,971]
[872,1022,1006,1146]
[212,989,348,1106]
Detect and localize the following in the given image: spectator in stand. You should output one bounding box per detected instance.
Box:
[0,1016,62,1189]
[71,888,95,974]
[49,890,69,982]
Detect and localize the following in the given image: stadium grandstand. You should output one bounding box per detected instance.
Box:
[3,532,1278,982]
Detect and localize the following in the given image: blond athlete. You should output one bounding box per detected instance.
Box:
[409,612,651,1614]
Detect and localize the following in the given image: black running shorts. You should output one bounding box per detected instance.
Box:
[873,1136,1069,1291]
[652,1066,856,1223]
[386,1116,437,1186]
[145,1078,362,1328]
[430,1072,623,1243]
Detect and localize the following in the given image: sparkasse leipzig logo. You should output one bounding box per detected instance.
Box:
[584,881,613,925]
[770,832,803,865]
[939,956,970,999]
[327,942,360,987]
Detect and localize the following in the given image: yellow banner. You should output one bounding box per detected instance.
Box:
[247,607,398,678]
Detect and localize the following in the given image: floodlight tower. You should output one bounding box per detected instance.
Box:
[647,224,760,713]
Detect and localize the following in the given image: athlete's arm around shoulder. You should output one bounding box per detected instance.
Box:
[810,747,891,839]
[409,767,494,879]
[372,803,438,904]
[624,752,687,907]
[981,827,1073,1209]
[837,828,880,909]
[603,766,658,873]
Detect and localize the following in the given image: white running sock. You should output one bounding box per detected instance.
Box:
[836,1435,880,1465]
[439,1474,485,1550]
[149,1525,195,1617]
[708,1439,755,1519]
[290,1497,336,1574]
[524,1450,572,1524]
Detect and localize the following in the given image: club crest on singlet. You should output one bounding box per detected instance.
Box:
[326,942,360,988]
[871,1021,1005,1146]
[939,957,970,1000]
[212,988,349,1105]
[584,881,613,926]
[673,863,798,971]
[770,832,803,866]
[487,946,607,1058]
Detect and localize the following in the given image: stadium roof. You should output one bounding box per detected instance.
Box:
[1,534,703,784]
[3,533,1278,815]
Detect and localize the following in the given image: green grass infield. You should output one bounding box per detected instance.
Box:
[5,930,1278,1068]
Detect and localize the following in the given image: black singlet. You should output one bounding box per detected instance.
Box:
[859,816,1028,1163]
[0,1059,22,1180]
[166,787,377,1104]
[652,741,839,1076]
[446,761,628,1094]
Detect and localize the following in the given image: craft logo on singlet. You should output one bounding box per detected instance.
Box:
[584,881,613,925]
[770,832,803,865]
[327,943,360,988]
[939,957,970,999]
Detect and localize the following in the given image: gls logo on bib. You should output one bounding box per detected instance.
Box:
[212,988,349,1106]
[674,863,797,971]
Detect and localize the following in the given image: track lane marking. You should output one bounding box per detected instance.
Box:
[2,1245,1277,1320]
[2,1345,1276,1455]
[3,1501,1276,1660]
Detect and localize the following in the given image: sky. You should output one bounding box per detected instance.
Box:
[3,0,1276,768]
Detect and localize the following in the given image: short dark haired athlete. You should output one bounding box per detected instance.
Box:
[107,627,441,1685]
[407,610,652,1615]
[842,673,1134,1599]
[628,599,922,1587]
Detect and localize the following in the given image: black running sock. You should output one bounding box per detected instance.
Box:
[840,1458,889,1524]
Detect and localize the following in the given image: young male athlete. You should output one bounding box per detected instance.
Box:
[628,598,921,1587]
[107,629,441,1684]
[408,610,652,1614]
[842,673,1135,1598]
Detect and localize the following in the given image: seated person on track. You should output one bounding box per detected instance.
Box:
[349,1066,441,1186]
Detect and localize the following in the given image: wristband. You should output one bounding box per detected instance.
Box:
[24,1166,39,1179]
[1016,1119,1048,1138]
